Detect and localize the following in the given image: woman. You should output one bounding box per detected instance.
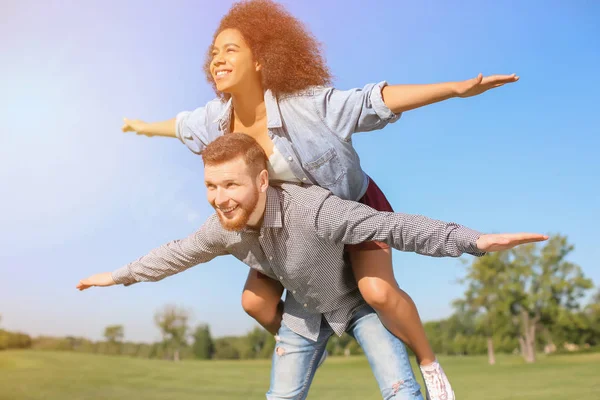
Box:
[122,1,517,399]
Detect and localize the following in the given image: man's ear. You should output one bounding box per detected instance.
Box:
[258,169,269,192]
[255,61,262,72]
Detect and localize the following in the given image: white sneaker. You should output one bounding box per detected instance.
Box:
[419,360,455,400]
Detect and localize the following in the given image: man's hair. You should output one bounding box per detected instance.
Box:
[202,133,268,176]
[204,0,332,101]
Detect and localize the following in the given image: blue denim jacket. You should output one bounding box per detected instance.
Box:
[176,81,400,201]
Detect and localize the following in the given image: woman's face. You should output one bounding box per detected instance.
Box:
[210,29,261,94]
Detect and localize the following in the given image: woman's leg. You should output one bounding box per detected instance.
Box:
[350,248,434,364]
[350,248,455,400]
[241,269,285,335]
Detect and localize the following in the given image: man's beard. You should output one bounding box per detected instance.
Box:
[215,191,259,232]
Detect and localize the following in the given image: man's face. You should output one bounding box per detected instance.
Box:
[204,157,262,231]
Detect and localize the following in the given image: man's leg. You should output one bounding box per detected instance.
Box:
[348,305,424,400]
[266,319,331,400]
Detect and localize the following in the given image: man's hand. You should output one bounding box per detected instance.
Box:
[454,73,519,98]
[122,118,150,136]
[76,272,116,291]
[476,233,548,252]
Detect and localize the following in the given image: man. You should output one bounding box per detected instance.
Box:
[77,133,547,400]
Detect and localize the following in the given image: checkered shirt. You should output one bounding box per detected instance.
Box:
[112,184,483,341]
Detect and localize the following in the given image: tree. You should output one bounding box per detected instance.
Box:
[0,330,32,350]
[326,333,354,356]
[192,324,214,360]
[104,325,124,343]
[456,251,514,365]
[0,331,8,350]
[581,289,600,346]
[154,305,191,361]
[259,334,276,359]
[136,343,153,358]
[213,337,241,359]
[120,342,139,357]
[346,338,363,355]
[585,289,600,321]
[460,234,592,363]
[103,325,124,354]
[245,326,275,359]
[509,236,592,362]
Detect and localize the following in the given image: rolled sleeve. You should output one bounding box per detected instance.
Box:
[370,81,401,124]
[315,82,402,141]
[174,111,190,142]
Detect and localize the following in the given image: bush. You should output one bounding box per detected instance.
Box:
[0,330,32,350]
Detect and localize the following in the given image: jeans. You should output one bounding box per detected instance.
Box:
[266,305,423,400]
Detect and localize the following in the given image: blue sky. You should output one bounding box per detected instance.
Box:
[1,0,598,342]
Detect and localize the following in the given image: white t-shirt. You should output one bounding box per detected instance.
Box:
[267,146,300,183]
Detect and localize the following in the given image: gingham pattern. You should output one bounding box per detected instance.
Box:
[113,184,483,341]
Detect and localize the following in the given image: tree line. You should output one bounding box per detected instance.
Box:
[2,235,599,363]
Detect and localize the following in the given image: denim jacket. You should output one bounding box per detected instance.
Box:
[176,81,400,201]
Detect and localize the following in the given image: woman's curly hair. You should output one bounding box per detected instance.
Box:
[204,0,332,100]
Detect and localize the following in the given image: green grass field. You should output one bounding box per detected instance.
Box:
[0,351,598,399]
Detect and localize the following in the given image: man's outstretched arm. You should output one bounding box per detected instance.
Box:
[312,192,547,257]
[76,217,228,290]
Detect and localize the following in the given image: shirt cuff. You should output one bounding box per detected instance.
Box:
[370,81,401,123]
[454,227,486,257]
[111,266,138,287]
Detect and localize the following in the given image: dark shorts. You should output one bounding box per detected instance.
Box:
[345,176,394,252]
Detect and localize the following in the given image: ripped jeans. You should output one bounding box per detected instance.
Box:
[266,305,423,400]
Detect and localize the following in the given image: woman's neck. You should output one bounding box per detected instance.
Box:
[230,84,267,127]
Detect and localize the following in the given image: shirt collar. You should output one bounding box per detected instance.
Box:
[214,98,233,132]
[263,89,282,129]
[214,90,283,132]
[262,187,282,229]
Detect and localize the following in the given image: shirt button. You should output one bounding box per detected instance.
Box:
[288,156,293,161]
[279,276,283,280]
[303,303,307,308]
[302,177,307,181]
[292,290,296,294]
[268,256,273,260]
